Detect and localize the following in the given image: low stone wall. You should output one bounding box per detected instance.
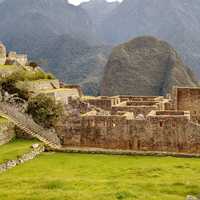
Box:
[63,114,200,154]
[58,146,200,158]
[0,144,44,173]
[111,105,158,116]
[186,195,200,200]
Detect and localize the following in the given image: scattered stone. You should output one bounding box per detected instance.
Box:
[0,145,44,173]
[186,195,199,200]
[32,143,40,149]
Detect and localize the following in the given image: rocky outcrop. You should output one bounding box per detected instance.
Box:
[100,0,200,77]
[81,0,119,30]
[0,42,6,65]
[101,36,199,96]
[36,35,111,95]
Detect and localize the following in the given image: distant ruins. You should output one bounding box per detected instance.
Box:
[0,42,27,66]
[0,41,200,155]
[0,42,6,65]
[61,88,200,154]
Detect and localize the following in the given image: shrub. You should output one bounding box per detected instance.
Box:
[0,68,55,99]
[29,62,38,69]
[27,94,64,128]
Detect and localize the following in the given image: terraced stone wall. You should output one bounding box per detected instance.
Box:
[0,119,15,145]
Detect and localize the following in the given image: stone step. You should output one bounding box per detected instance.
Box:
[0,102,61,150]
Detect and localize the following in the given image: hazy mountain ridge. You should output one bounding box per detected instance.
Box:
[0,0,96,44]
[31,34,111,95]
[1,0,200,96]
[101,36,199,96]
[81,0,119,31]
[100,0,200,77]
[0,0,109,95]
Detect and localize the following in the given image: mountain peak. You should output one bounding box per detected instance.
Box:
[101,36,199,96]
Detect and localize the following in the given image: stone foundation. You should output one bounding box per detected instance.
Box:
[62,110,200,154]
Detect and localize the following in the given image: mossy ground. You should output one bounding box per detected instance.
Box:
[0,139,38,163]
[0,152,199,200]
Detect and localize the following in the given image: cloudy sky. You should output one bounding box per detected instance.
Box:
[69,0,122,6]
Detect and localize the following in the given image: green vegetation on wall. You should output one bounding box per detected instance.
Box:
[27,94,64,128]
[0,66,55,100]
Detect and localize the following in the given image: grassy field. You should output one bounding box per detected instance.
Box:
[0,139,37,163]
[0,152,199,200]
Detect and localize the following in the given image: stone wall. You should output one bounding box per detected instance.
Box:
[0,119,15,146]
[84,96,165,113]
[61,84,83,97]
[112,105,158,116]
[0,42,6,65]
[62,111,200,154]
[7,52,28,66]
[118,96,163,102]
[16,79,60,92]
[172,87,200,123]
[85,98,112,111]
[42,88,80,104]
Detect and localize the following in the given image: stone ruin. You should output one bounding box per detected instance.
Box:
[57,86,200,155]
[7,51,28,66]
[0,41,200,155]
[0,42,6,65]
[0,41,28,66]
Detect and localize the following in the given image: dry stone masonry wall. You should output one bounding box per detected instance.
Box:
[59,87,200,155]
[0,144,44,173]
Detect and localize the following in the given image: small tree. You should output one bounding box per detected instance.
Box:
[29,62,38,70]
[27,94,64,128]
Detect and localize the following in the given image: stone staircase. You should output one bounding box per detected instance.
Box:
[0,102,61,150]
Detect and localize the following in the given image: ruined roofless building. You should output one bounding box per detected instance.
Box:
[59,87,200,154]
[0,42,6,65]
[7,51,28,66]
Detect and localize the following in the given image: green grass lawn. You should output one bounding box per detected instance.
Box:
[0,139,37,163]
[0,152,199,200]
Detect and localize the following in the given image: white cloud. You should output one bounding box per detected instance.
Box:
[68,0,122,6]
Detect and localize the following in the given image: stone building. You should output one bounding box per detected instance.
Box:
[15,79,60,94]
[7,51,28,66]
[0,42,6,65]
[172,87,200,123]
[40,88,81,104]
[59,86,200,154]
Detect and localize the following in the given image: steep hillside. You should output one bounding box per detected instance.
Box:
[81,0,119,30]
[0,0,98,57]
[32,35,111,95]
[0,0,96,45]
[101,0,200,76]
[101,36,199,96]
[0,0,110,95]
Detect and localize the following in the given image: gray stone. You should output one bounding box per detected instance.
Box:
[32,143,40,149]
[186,195,199,200]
